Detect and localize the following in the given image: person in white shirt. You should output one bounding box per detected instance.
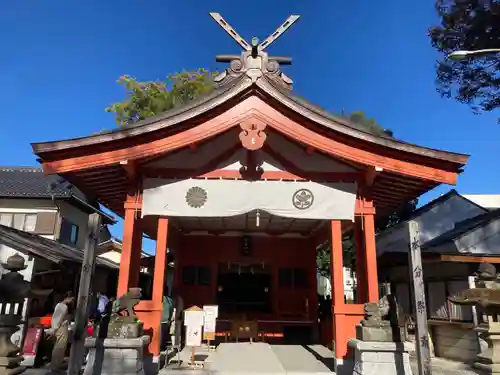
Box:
[50,292,74,371]
[97,292,109,316]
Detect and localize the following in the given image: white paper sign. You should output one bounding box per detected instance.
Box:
[184,310,205,327]
[203,305,218,334]
[203,305,218,318]
[185,325,202,347]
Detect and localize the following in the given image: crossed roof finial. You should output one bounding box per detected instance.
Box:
[209,12,300,89]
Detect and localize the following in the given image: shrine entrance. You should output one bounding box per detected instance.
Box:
[216,265,273,315]
[31,12,468,361]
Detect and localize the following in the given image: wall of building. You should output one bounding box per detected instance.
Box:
[0,198,58,213]
[384,261,478,362]
[58,201,90,249]
[376,194,486,255]
[430,322,477,363]
[176,234,317,322]
[98,250,122,264]
[462,194,500,211]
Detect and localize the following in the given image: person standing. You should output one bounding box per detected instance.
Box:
[50,292,74,371]
[97,292,109,317]
[160,287,173,351]
[169,289,184,349]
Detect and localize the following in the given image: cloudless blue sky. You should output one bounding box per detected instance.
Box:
[1,1,499,251]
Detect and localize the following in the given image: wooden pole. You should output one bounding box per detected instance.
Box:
[407,221,432,375]
[68,213,101,375]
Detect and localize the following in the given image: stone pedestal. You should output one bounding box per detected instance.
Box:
[348,339,413,375]
[83,335,150,375]
[356,325,406,343]
[0,357,25,375]
[473,324,500,374]
[0,315,25,375]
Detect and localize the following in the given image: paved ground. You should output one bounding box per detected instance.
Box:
[22,344,483,375]
[159,344,484,375]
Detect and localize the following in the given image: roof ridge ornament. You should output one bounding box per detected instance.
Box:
[209,12,299,90]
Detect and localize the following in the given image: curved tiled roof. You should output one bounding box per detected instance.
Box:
[31,76,468,165]
[0,166,85,200]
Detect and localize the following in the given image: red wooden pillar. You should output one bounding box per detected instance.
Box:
[150,217,169,356]
[117,205,142,296]
[363,213,379,302]
[354,216,367,303]
[330,220,346,358]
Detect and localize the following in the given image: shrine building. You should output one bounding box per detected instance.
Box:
[31,13,469,361]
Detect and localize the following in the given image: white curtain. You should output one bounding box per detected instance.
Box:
[142,178,357,221]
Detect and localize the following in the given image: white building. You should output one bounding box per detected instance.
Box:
[462,194,500,211]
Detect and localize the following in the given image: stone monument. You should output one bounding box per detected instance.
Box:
[83,288,150,375]
[448,263,500,374]
[348,295,413,375]
[0,254,31,375]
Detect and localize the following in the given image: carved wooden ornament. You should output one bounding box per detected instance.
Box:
[239,118,267,150]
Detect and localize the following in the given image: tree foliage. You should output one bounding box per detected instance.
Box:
[315,111,417,276]
[104,70,415,276]
[106,69,217,127]
[429,0,500,114]
[344,110,393,137]
[316,198,418,277]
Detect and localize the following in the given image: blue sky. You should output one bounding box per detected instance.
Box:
[1,1,498,251]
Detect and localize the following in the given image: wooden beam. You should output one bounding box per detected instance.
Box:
[407,221,432,375]
[364,166,378,187]
[120,160,136,181]
[141,167,359,182]
[439,254,500,264]
[68,213,101,375]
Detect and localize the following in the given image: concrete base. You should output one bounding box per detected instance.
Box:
[348,339,413,375]
[0,357,25,375]
[83,335,150,375]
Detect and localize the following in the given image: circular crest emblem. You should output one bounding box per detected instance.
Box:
[186,186,207,208]
[292,189,314,210]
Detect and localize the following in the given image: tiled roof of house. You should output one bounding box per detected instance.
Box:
[0,224,119,269]
[0,166,86,200]
[423,208,500,252]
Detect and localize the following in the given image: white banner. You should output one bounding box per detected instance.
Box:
[142,178,356,220]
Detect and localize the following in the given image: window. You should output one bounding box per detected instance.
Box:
[448,280,473,321]
[278,268,309,289]
[427,282,448,319]
[419,279,473,323]
[59,218,79,245]
[182,266,211,286]
[0,213,37,232]
[0,213,12,227]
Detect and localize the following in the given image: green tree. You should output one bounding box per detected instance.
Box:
[106,69,217,126]
[316,199,418,277]
[344,110,393,137]
[429,0,500,115]
[105,72,414,275]
[315,111,416,276]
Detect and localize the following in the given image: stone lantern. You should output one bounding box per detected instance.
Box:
[0,253,30,375]
[449,263,500,374]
